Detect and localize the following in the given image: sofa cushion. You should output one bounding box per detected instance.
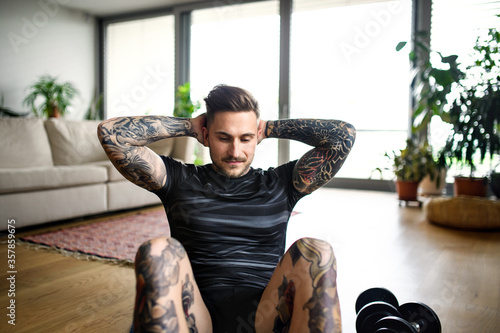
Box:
[45,118,175,166]
[44,118,109,165]
[0,118,54,168]
[0,184,107,228]
[0,165,107,194]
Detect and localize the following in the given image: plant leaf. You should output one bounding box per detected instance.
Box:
[396,41,407,52]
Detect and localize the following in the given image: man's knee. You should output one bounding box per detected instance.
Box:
[134,237,187,277]
[288,237,336,268]
[136,237,185,259]
[291,238,341,332]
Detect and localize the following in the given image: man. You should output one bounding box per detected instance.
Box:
[98,85,355,333]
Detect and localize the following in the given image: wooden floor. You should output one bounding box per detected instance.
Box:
[1,188,499,332]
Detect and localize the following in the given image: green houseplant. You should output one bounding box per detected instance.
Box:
[440,27,500,196]
[173,82,203,165]
[173,82,200,118]
[397,33,464,194]
[23,75,79,118]
[380,139,436,201]
[397,33,464,141]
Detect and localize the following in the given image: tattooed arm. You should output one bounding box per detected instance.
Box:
[97,115,206,191]
[264,119,356,194]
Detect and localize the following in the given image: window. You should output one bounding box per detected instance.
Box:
[430,0,500,176]
[105,15,175,119]
[101,0,419,183]
[190,1,280,169]
[290,0,412,179]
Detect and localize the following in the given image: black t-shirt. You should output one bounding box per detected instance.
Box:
[154,155,307,289]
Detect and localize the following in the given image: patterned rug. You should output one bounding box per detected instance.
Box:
[20,208,169,266]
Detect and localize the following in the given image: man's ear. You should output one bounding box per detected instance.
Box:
[202,126,210,147]
[257,119,265,144]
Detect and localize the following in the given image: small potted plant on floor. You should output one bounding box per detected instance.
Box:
[384,139,435,201]
[23,75,79,118]
[440,27,500,197]
[418,149,447,196]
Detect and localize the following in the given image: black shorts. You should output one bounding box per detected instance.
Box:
[130,285,264,333]
[200,285,264,333]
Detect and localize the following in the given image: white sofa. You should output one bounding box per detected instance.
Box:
[0,117,195,229]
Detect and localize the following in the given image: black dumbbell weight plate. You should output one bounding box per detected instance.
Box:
[399,302,441,333]
[374,316,417,333]
[356,301,401,333]
[356,288,400,314]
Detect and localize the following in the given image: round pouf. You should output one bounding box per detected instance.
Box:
[425,196,500,229]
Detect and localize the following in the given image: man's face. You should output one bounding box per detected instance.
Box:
[203,111,260,178]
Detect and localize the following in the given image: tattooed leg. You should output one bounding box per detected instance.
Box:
[255,237,341,333]
[182,275,198,333]
[133,237,212,333]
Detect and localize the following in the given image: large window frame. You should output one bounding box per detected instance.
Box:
[99,0,438,191]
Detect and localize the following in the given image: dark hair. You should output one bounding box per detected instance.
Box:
[204,85,260,124]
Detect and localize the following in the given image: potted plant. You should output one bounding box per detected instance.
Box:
[418,148,447,196]
[383,139,435,201]
[23,75,79,118]
[397,33,464,194]
[440,27,500,197]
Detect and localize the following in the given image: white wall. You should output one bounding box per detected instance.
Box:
[0,0,97,120]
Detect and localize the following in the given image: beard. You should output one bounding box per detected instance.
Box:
[211,156,252,178]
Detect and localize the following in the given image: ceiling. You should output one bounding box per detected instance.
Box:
[62,0,201,17]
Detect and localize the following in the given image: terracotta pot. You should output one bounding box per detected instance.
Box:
[49,108,61,118]
[454,177,488,197]
[396,180,420,201]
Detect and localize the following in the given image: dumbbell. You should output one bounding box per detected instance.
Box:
[355,288,400,333]
[355,288,442,333]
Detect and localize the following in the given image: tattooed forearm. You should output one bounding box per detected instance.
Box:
[134,239,191,333]
[98,116,196,191]
[266,119,356,193]
[100,116,197,146]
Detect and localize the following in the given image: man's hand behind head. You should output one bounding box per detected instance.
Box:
[257,119,267,145]
[191,113,207,146]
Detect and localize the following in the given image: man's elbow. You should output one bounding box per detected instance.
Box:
[337,121,356,150]
[97,119,114,146]
[344,122,356,137]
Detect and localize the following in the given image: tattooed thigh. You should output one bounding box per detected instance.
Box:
[134,238,189,332]
[283,238,341,333]
[182,274,198,333]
